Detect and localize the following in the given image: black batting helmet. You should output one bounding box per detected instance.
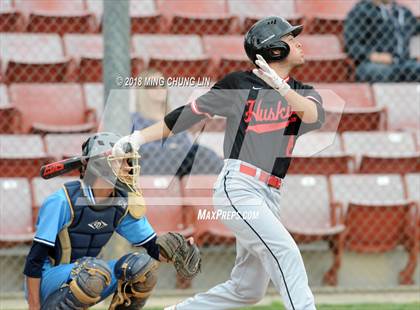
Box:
[244,16,303,64]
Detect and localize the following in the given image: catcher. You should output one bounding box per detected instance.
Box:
[23,132,201,310]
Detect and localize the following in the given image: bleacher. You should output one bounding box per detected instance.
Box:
[0,0,419,291]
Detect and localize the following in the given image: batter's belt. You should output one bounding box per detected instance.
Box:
[238,163,283,189]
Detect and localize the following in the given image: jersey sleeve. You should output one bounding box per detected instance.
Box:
[192,73,237,118]
[33,189,70,247]
[164,72,238,134]
[23,241,51,278]
[116,215,156,246]
[296,85,325,136]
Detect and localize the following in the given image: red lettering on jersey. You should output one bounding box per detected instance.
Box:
[245,100,293,123]
[244,99,256,123]
[244,99,295,133]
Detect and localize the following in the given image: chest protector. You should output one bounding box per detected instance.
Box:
[50,181,130,265]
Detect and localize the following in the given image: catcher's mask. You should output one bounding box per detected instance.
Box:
[80,132,141,195]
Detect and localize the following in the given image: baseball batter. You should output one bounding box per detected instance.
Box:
[114,16,324,310]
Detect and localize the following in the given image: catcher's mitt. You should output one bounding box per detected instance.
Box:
[156,232,201,279]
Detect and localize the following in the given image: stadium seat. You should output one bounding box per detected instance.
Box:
[293,35,353,82]
[87,84,137,132]
[0,33,71,83]
[330,174,406,211]
[157,0,238,35]
[63,34,103,82]
[132,35,210,78]
[31,176,76,207]
[295,0,358,34]
[345,200,418,285]
[181,175,235,246]
[299,34,343,56]
[15,0,97,34]
[64,34,144,82]
[312,83,374,109]
[31,176,76,226]
[0,0,25,32]
[138,175,192,236]
[342,131,419,173]
[0,134,53,178]
[86,0,165,33]
[228,0,302,34]
[9,83,96,134]
[289,132,353,174]
[130,0,165,33]
[325,106,386,132]
[312,83,384,132]
[0,178,34,245]
[281,175,345,285]
[83,83,103,121]
[202,35,252,79]
[330,174,418,285]
[315,83,382,131]
[44,133,91,159]
[0,84,21,133]
[373,83,420,131]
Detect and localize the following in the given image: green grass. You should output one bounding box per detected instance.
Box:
[308,305,420,310]
[145,302,420,310]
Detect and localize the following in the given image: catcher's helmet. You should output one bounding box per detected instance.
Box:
[81,132,141,195]
[244,16,303,64]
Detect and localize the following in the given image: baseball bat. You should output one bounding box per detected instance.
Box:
[40,151,111,179]
[39,142,133,179]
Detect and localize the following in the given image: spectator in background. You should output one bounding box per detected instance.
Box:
[132,69,223,176]
[344,0,420,82]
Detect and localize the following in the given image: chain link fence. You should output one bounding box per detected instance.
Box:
[0,0,419,299]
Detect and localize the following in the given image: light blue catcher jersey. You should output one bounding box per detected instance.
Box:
[34,188,156,249]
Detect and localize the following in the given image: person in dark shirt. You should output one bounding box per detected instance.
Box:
[114,17,324,310]
[344,0,420,82]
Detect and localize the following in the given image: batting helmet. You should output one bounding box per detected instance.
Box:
[244,16,303,64]
[81,132,141,195]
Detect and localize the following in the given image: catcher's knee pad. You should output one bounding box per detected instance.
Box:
[42,257,112,310]
[109,252,159,310]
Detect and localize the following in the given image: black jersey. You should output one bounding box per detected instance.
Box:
[164,71,324,178]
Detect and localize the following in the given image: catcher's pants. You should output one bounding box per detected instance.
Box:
[172,159,316,310]
[24,259,119,305]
